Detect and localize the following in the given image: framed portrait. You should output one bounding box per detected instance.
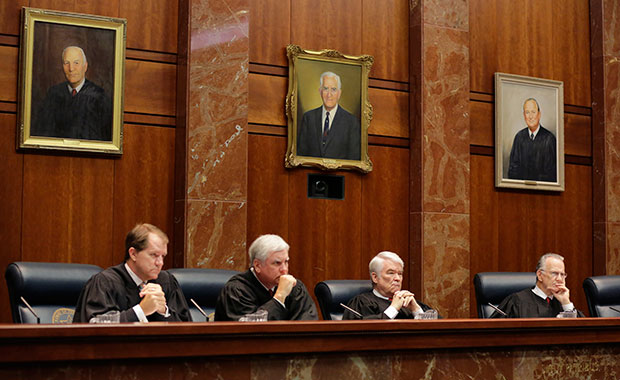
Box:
[285,44,373,173]
[18,7,126,155]
[495,73,565,191]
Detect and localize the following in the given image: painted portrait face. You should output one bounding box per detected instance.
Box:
[523,99,541,131]
[320,75,342,111]
[371,259,403,298]
[536,256,567,295]
[62,47,88,88]
[254,249,289,289]
[129,232,166,281]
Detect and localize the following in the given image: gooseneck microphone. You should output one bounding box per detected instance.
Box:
[190,298,208,321]
[487,302,508,317]
[340,303,363,319]
[20,297,40,324]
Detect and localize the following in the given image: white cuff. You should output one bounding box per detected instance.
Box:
[384,306,398,319]
[562,302,575,312]
[132,304,149,323]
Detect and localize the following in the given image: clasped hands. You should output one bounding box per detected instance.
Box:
[390,290,422,313]
[139,283,167,316]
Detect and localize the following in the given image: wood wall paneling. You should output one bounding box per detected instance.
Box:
[291,0,363,56]
[113,124,176,269]
[565,113,591,157]
[0,46,18,103]
[362,0,409,82]
[21,153,115,267]
[249,0,290,66]
[248,73,287,126]
[0,1,26,36]
[247,133,289,244]
[124,60,176,116]
[469,0,591,107]
[361,145,410,287]
[469,101,494,147]
[0,114,23,324]
[470,155,592,315]
[29,0,120,18]
[368,87,409,138]
[121,0,179,53]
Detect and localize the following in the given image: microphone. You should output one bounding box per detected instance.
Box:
[190,298,208,321]
[487,302,507,317]
[20,297,40,324]
[340,303,363,319]
[609,306,620,314]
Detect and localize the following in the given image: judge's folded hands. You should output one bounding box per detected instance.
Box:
[390,290,422,313]
[139,283,167,315]
[551,284,571,306]
[274,274,297,303]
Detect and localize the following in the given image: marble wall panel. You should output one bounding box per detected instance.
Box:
[395,349,513,379]
[422,26,470,214]
[604,0,620,56]
[607,222,620,275]
[185,199,248,270]
[422,213,470,318]
[606,57,620,223]
[423,0,469,30]
[514,346,620,379]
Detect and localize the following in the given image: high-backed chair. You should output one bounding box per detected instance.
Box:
[583,275,620,317]
[314,280,373,320]
[5,261,103,324]
[167,268,240,322]
[473,272,537,318]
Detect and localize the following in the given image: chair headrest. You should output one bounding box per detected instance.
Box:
[167,268,239,302]
[583,275,620,304]
[314,280,373,320]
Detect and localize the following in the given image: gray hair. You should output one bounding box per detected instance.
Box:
[249,234,289,264]
[535,252,564,272]
[523,97,540,111]
[319,71,341,90]
[62,46,87,64]
[369,251,404,277]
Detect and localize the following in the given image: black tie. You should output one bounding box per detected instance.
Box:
[530,132,535,140]
[323,112,330,137]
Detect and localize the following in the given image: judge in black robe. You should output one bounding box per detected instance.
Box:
[490,253,584,319]
[342,251,440,320]
[73,223,191,323]
[73,263,191,323]
[490,287,584,318]
[344,290,438,320]
[214,269,317,321]
[214,234,318,321]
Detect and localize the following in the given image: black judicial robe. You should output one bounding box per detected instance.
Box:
[214,269,318,321]
[490,287,585,318]
[72,263,191,323]
[343,291,439,320]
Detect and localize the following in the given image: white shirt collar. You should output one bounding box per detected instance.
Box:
[124,262,145,287]
[529,125,541,138]
[531,284,551,300]
[373,289,390,300]
[250,267,275,292]
[67,78,85,94]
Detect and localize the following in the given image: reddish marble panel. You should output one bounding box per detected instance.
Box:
[514,346,620,379]
[423,0,469,30]
[606,57,620,223]
[186,0,249,201]
[422,213,470,318]
[607,222,620,275]
[603,0,620,57]
[422,26,470,214]
[395,349,513,379]
[185,199,248,270]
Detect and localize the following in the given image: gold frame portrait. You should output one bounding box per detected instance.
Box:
[285,45,373,173]
[18,7,126,154]
[495,72,565,191]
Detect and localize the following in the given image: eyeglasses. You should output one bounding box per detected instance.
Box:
[541,269,567,279]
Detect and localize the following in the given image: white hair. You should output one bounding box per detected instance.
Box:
[536,252,564,272]
[368,251,404,277]
[62,46,87,64]
[249,234,289,264]
[319,71,341,90]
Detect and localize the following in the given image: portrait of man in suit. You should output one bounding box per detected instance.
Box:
[297,71,361,161]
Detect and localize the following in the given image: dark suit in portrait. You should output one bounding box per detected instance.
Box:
[507,125,557,182]
[297,105,361,160]
[31,79,113,141]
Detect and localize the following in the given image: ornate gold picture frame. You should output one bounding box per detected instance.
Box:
[285,45,373,173]
[18,7,126,154]
[495,72,565,191]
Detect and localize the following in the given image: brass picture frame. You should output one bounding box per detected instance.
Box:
[285,45,373,173]
[495,73,565,191]
[18,7,126,154]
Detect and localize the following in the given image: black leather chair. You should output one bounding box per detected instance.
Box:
[5,261,103,324]
[314,280,373,320]
[583,275,620,317]
[168,268,240,322]
[473,272,537,318]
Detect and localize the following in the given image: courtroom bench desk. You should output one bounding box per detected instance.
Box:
[0,318,619,363]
